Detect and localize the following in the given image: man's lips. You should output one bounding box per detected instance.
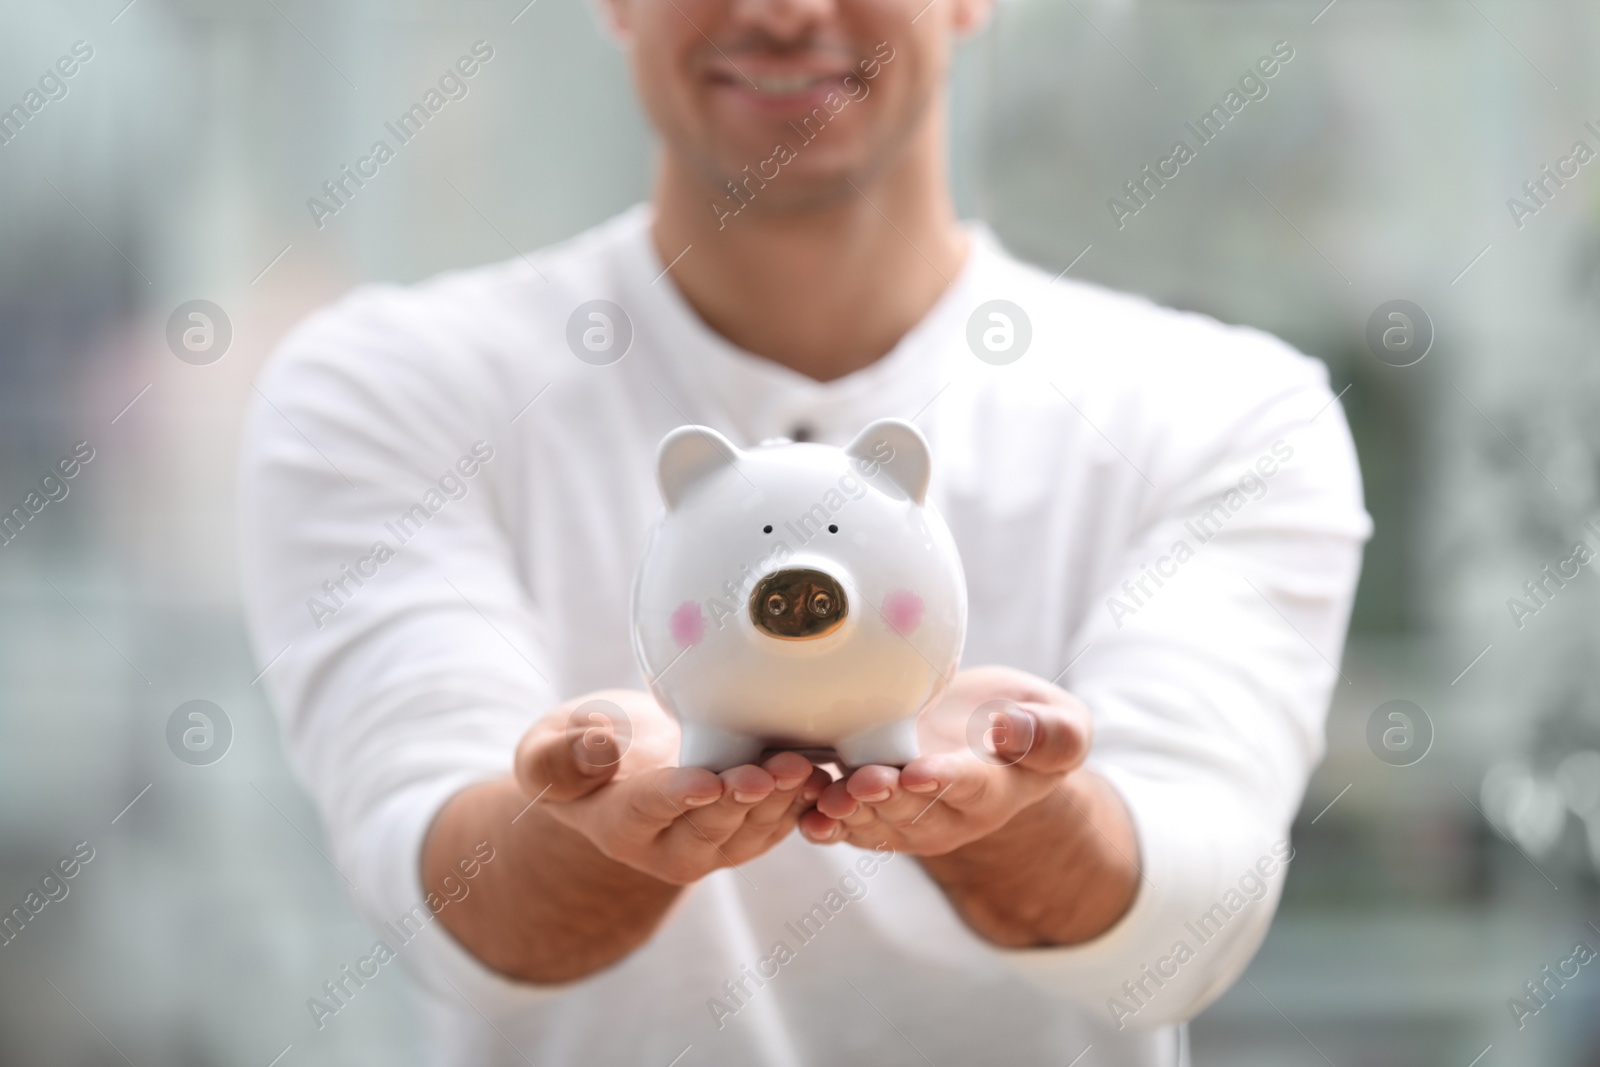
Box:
[738,71,840,95]
[705,63,860,115]
[701,46,868,101]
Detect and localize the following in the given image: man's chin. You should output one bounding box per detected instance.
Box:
[696,143,884,220]
[711,172,869,224]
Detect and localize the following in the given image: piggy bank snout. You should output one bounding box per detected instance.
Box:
[750,567,847,640]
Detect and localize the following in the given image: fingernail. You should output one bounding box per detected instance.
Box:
[903,780,939,794]
[684,793,719,808]
[775,776,805,793]
[802,784,823,802]
[731,789,766,804]
[857,788,892,804]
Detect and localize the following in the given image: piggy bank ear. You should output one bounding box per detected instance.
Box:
[845,418,930,504]
[657,425,741,510]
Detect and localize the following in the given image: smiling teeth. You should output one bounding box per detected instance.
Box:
[750,74,828,95]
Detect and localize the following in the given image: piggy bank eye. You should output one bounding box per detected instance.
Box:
[763,524,773,534]
[828,524,838,534]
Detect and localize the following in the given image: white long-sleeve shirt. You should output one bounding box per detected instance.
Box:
[239,204,1369,1067]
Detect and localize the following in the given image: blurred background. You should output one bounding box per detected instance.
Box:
[2,0,1598,1063]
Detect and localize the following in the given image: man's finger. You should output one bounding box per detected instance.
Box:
[763,751,815,792]
[798,806,845,843]
[659,764,777,846]
[742,755,823,832]
[838,765,941,825]
[844,765,899,803]
[515,727,622,803]
[813,775,862,820]
[1002,702,1090,775]
[856,778,942,825]
[616,766,725,832]
[938,766,994,811]
[896,752,966,801]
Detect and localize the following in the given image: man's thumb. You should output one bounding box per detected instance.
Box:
[1008,700,1090,775]
[516,726,623,803]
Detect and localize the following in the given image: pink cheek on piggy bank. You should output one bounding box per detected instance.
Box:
[882,590,924,636]
[669,601,705,648]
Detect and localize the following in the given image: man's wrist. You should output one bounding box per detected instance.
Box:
[917,770,1140,949]
[425,778,684,984]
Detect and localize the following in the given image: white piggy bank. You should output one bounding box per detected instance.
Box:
[630,418,967,771]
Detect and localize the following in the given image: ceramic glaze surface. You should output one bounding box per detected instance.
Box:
[631,418,968,770]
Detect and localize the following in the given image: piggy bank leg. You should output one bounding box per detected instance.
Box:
[678,723,766,772]
[836,716,920,768]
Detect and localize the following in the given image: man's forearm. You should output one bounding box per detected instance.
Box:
[422,778,682,984]
[917,770,1140,948]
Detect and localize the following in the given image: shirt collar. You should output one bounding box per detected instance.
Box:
[616,202,999,448]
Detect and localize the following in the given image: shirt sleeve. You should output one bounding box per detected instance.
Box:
[994,347,1371,1030]
[238,286,562,1013]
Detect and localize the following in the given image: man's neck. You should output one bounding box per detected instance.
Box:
[650,120,968,383]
